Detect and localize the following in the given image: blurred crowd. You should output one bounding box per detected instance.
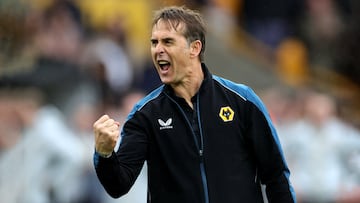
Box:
[0,0,360,203]
[261,86,360,203]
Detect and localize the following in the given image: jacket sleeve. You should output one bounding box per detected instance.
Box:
[244,87,296,203]
[93,114,148,198]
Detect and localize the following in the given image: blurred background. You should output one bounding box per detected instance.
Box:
[0,0,360,203]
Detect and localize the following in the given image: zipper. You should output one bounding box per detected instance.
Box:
[165,92,209,203]
[196,94,209,203]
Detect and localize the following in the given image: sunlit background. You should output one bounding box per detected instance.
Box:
[1,0,360,203]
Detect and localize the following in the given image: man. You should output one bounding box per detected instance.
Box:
[93,6,296,203]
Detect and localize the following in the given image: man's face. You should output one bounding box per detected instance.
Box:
[150,19,193,85]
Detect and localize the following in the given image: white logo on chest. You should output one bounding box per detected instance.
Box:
[158,118,173,130]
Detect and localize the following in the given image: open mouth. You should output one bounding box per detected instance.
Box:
[158,60,171,71]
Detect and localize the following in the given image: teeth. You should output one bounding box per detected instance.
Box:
[158,61,169,65]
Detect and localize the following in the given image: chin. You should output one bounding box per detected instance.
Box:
[160,77,170,84]
[161,80,172,85]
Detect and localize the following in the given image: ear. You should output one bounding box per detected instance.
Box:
[190,40,202,58]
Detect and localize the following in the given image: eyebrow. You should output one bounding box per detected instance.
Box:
[150,37,175,43]
[162,37,174,42]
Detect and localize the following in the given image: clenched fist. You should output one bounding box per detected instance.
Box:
[93,115,120,157]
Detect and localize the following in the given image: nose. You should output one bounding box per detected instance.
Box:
[153,43,165,55]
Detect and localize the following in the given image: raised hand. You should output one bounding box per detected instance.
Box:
[93,115,120,157]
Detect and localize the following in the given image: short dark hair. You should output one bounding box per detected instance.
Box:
[152,6,206,62]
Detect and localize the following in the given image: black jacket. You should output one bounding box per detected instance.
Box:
[94,64,296,203]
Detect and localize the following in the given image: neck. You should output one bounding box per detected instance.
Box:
[172,63,204,108]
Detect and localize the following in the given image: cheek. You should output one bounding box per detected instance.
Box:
[150,50,157,64]
[150,48,156,57]
[151,55,156,64]
[174,50,190,65]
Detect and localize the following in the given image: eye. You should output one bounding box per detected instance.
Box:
[164,39,171,44]
[163,38,174,46]
[150,39,158,47]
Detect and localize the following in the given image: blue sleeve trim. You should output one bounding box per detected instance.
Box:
[212,75,247,101]
[93,150,100,169]
[117,85,164,151]
[125,85,164,122]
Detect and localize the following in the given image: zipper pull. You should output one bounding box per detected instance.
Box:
[199,149,203,157]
